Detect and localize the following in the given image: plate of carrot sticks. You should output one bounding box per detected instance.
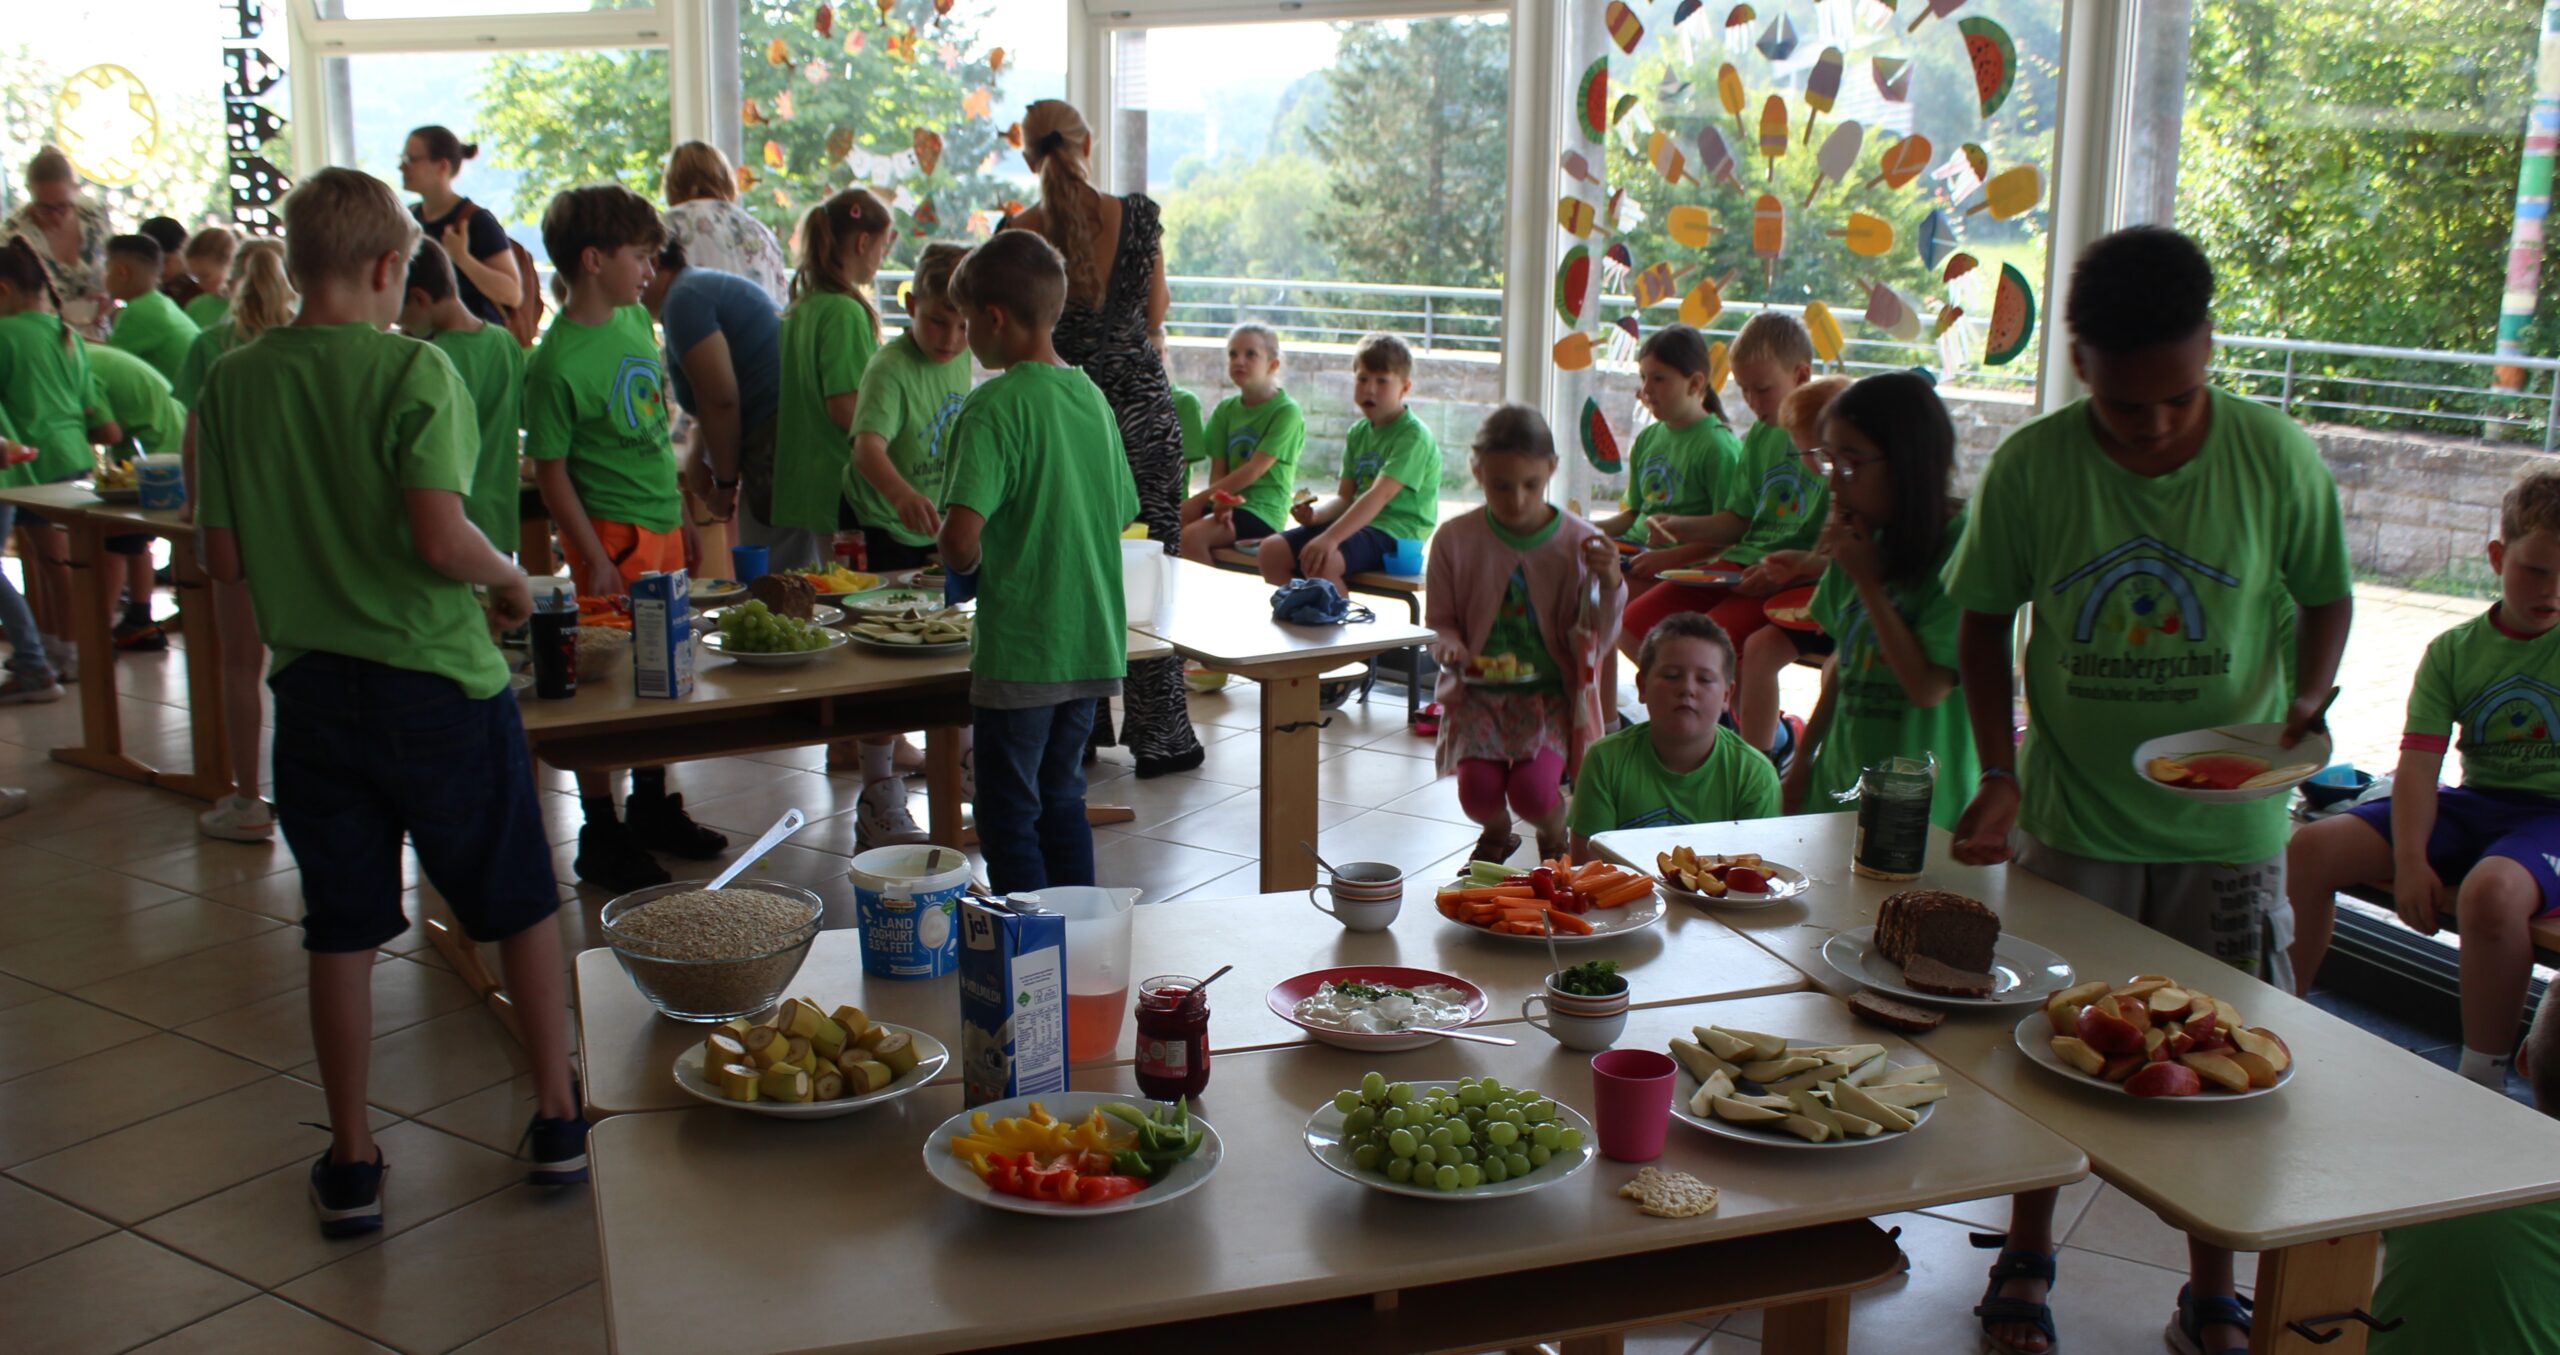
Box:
[1431,857,1662,945]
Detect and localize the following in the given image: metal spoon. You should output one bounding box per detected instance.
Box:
[704,809,808,891]
[1415,1025,1519,1047]
[1298,840,1345,878]
[1182,964,1234,1013]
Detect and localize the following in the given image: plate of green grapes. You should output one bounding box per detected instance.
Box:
[702,601,850,665]
[1303,1072,1595,1201]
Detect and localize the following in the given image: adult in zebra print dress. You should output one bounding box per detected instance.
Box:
[1008,100,1205,777]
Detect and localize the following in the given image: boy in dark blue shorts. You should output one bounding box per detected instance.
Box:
[1256,332,1438,587]
[194,169,587,1238]
[2291,466,2560,1088]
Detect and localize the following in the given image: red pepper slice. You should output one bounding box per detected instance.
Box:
[1076,1175,1146,1204]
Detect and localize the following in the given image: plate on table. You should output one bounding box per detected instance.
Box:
[703,602,842,629]
[1461,666,1542,688]
[1436,879,1663,945]
[509,672,534,695]
[1304,1081,1596,1201]
[793,569,883,596]
[700,629,851,665]
[1820,926,2075,1008]
[689,578,748,606]
[2133,723,2333,804]
[1670,1058,1940,1150]
[672,1025,948,1119]
[842,586,955,617]
[847,630,970,656]
[1762,585,1820,632]
[2013,1010,2293,1102]
[1659,567,1745,588]
[1657,860,1812,911]
[1266,966,1490,1053]
[923,1091,1223,1217]
[83,481,140,504]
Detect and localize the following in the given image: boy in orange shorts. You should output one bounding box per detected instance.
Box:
[526,184,726,891]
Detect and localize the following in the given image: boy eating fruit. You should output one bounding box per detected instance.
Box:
[1567,613,1780,860]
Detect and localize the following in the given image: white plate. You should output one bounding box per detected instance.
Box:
[509,672,533,695]
[671,1025,949,1119]
[2131,723,2334,804]
[700,629,851,665]
[703,602,843,628]
[2013,1010,2293,1102]
[689,579,748,605]
[847,630,970,656]
[1656,860,1812,911]
[922,1092,1222,1216]
[1303,1082,1595,1201]
[84,482,141,503]
[1437,879,1664,946]
[1668,1061,1938,1150]
[843,587,961,617]
[1820,926,2075,1008]
[1659,568,1745,588]
[1461,672,1543,688]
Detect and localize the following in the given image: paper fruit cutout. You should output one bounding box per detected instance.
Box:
[1709,339,1732,392]
[1756,13,1799,62]
[1555,331,1598,371]
[1601,240,1635,288]
[744,97,767,125]
[1562,149,1600,185]
[1866,134,1933,190]
[1934,304,1966,339]
[1579,59,1611,142]
[766,37,790,65]
[1943,252,1979,285]
[763,139,786,170]
[1752,193,1786,287]
[1803,121,1864,205]
[815,3,833,38]
[1966,165,2043,221]
[1667,205,1721,247]
[1906,0,1968,32]
[1872,55,1912,102]
[1606,1,1645,53]
[1959,17,2018,119]
[1558,195,1599,238]
[1648,130,1693,186]
[1555,246,1591,326]
[1803,47,1844,144]
[1828,211,1894,257]
[990,48,1005,71]
[963,86,992,119]
[911,128,943,176]
[1984,262,2036,366]
[1695,126,1742,188]
[1718,64,1748,140]
[1580,398,1623,474]
[1803,301,1845,365]
[1758,95,1789,178]
[1680,270,1738,327]
[1915,208,1959,269]
[826,127,853,161]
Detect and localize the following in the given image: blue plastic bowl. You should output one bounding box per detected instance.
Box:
[2298,766,2373,811]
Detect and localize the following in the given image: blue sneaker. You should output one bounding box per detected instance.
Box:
[309,1148,386,1238]
[522,1112,590,1186]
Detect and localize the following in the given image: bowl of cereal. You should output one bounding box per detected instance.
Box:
[600,880,825,1023]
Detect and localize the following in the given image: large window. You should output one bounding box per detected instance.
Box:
[0,0,240,228]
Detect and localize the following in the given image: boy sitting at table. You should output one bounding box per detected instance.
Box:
[193,167,586,1236]
[1257,332,1437,588]
[103,233,199,385]
[2288,467,2560,1088]
[937,229,1138,894]
[1567,614,1780,859]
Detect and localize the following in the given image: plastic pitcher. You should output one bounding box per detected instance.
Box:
[1012,886,1141,1063]
[1119,539,1163,623]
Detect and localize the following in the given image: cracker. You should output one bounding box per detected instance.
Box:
[1618,1167,1719,1218]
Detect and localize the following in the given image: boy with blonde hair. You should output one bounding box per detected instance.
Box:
[1179,322,1304,562]
[401,238,524,554]
[937,230,1138,892]
[1259,332,1438,586]
[1569,613,1781,857]
[194,168,586,1236]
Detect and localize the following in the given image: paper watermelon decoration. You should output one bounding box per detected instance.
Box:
[1605,1,1645,53]
[1959,17,2017,119]
[1579,398,1622,474]
[1578,59,1610,142]
[1555,246,1591,326]
[1984,262,2036,367]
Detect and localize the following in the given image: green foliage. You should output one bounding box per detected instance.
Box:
[476,50,671,223]
[1161,151,1336,283]
[0,44,228,227]
[1304,19,1510,291]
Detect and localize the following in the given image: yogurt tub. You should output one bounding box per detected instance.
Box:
[848,845,969,978]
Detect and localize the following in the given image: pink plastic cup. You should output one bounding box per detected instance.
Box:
[1590,1048,1677,1162]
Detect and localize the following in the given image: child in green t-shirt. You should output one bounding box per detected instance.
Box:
[0,236,102,678]
[527,184,727,893]
[937,230,1139,893]
[1258,332,1437,587]
[400,239,525,555]
[1594,324,1737,550]
[193,168,585,1236]
[85,343,183,650]
[774,189,892,540]
[1567,613,1781,857]
[173,238,291,407]
[103,234,199,386]
[1943,226,2351,1355]
[1179,323,1306,563]
[179,227,238,331]
[2289,467,2560,1089]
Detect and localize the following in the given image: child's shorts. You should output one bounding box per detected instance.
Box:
[835,501,934,572]
[271,653,560,953]
[1228,506,1278,542]
[560,518,685,588]
[1278,522,1394,576]
[2346,786,2560,915]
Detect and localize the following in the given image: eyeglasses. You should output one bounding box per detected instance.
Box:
[1809,444,1885,476]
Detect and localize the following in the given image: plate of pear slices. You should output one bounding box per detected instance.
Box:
[1666,1023,1947,1149]
[674,999,948,1119]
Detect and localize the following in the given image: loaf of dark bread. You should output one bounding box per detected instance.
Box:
[750,572,818,621]
[1902,954,1994,998]
[1874,889,1999,973]
[1848,991,1945,1033]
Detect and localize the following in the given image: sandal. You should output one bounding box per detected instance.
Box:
[2165,1284,2251,1355]
[1412,701,1442,736]
[1969,1231,2060,1355]
[1471,824,1520,867]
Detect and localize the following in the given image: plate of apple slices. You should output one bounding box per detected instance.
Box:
[1654,848,1810,911]
[2013,975,2294,1101]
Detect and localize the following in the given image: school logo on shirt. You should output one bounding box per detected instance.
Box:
[1757,463,1818,523]
[611,354,667,432]
[1634,452,1680,509]
[1225,425,1265,460]
[2462,675,2560,752]
[1619,806,1681,830]
[923,390,965,462]
[2048,535,2241,702]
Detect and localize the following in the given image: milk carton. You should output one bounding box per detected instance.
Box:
[959,896,1067,1107]
[629,570,693,700]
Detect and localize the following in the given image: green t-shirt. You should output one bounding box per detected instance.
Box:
[86,344,184,456]
[2405,607,2560,797]
[773,292,880,534]
[1208,389,1306,533]
[1346,408,1440,543]
[523,305,681,533]
[1718,420,1828,564]
[1174,387,1207,466]
[175,321,248,408]
[196,325,509,699]
[943,363,1140,685]
[1619,417,1739,544]
[184,293,230,331]
[2369,1200,2560,1355]
[1805,508,1978,830]
[0,312,96,487]
[1942,389,2353,863]
[1482,508,1567,692]
[1569,722,1783,836]
[108,290,200,388]
[431,324,526,555]
[843,332,969,547]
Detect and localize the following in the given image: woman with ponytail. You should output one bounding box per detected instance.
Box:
[400,125,521,324]
[1007,99,1204,778]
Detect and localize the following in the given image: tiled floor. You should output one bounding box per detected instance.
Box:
[0,586,2462,1353]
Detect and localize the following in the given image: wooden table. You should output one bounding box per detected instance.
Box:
[574,884,1809,1115]
[1593,814,2560,1354]
[1127,557,1436,892]
[0,482,230,802]
[588,991,2088,1355]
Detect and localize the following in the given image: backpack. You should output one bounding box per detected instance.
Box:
[455,198,544,347]
[1270,578,1374,626]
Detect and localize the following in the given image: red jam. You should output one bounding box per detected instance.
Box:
[1133,974,1210,1100]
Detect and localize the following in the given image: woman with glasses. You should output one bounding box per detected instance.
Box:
[399,125,522,327]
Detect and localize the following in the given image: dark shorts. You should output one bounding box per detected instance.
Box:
[104,535,147,557]
[1278,523,1394,577]
[1228,506,1278,542]
[2348,785,2560,916]
[271,653,561,952]
[1777,627,1836,657]
[834,503,935,572]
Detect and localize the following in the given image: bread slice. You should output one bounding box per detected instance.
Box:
[1848,991,1945,1033]
[1901,954,1995,998]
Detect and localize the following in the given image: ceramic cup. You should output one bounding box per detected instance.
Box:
[1540,970,1631,1019]
[1521,992,1629,1051]
[1591,1048,1677,1162]
[1308,861,1404,932]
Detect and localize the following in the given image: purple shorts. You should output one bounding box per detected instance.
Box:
[2347,785,2560,916]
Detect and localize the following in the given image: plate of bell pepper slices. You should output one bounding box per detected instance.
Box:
[925,1091,1222,1216]
[1432,856,1663,944]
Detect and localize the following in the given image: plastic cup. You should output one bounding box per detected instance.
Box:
[1590,1048,1677,1162]
[730,544,770,584]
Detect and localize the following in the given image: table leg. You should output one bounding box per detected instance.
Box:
[424,914,525,1048]
[925,724,966,849]
[1761,1292,1850,1355]
[48,519,149,786]
[157,542,232,803]
[2252,1232,2381,1355]
[1258,673,1323,892]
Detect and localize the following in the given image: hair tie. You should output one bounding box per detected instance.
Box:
[1033,130,1066,157]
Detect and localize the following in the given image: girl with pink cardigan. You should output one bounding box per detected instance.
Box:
[1426,406,1628,863]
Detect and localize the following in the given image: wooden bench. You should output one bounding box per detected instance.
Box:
[1209,545,1430,721]
[2341,883,2560,967]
